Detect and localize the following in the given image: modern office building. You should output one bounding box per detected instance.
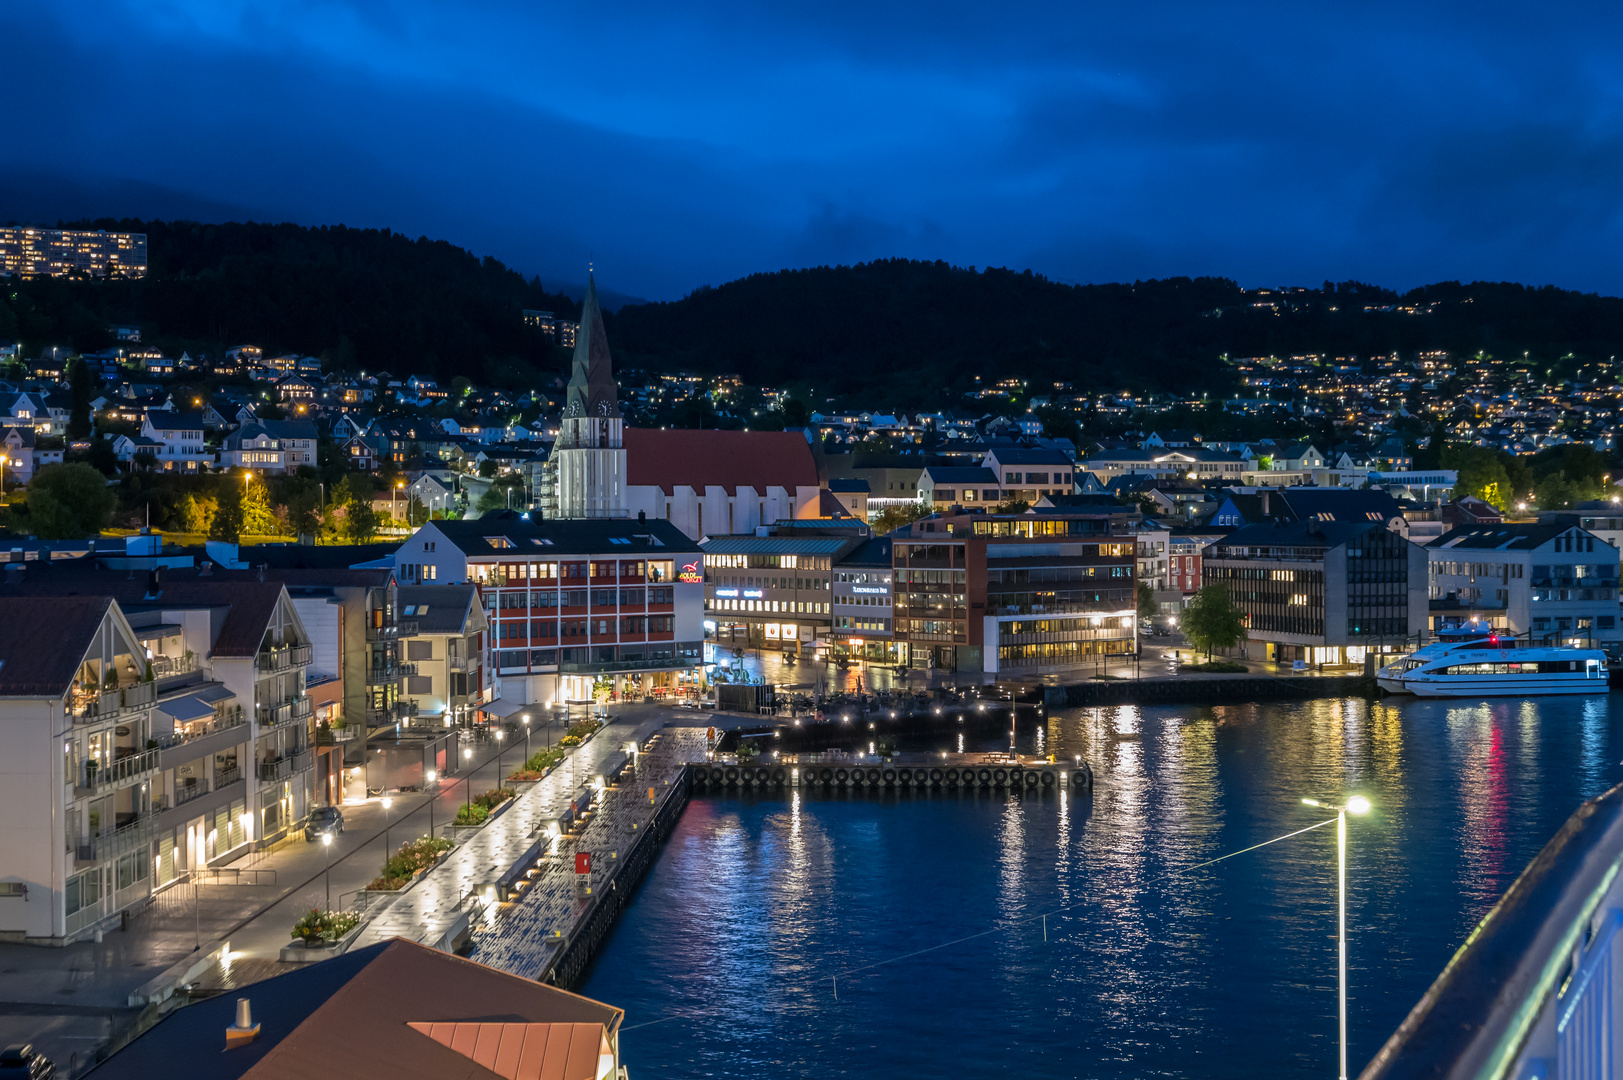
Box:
[1203,519,1428,666]
[701,534,856,652]
[0,227,148,279]
[398,584,489,725]
[832,536,899,662]
[889,510,1138,676]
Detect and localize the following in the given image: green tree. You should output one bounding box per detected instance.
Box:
[286,488,321,538]
[871,502,930,534]
[181,493,217,535]
[67,358,94,439]
[1182,583,1248,661]
[343,496,378,543]
[23,463,115,539]
[1535,471,1582,511]
[1137,580,1157,619]
[210,482,244,543]
[241,478,277,536]
[1443,444,1513,510]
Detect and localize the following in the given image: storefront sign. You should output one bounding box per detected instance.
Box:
[852,586,889,595]
[715,588,739,597]
[679,560,703,584]
[744,589,764,598]
[765,623,781,639]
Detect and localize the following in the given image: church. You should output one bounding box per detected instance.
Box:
[552,276,824,536]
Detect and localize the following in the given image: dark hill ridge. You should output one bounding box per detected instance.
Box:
[4,220,1623,401]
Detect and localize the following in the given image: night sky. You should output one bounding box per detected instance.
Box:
[7,1,1623,300]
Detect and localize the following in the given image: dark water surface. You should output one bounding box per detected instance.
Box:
[581,696,1623,1078]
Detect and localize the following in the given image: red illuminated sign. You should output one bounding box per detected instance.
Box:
[678,560,703,584]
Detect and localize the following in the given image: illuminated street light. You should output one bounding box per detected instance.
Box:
[1302,795,1372,1080]
[321,831,334,909]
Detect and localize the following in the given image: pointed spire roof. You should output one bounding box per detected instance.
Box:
[564,273,620,419]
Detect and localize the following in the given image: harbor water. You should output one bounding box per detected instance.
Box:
[581,695,1623,1078]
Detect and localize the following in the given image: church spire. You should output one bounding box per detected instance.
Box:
[564,273,620,419]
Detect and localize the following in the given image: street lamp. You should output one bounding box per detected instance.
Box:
[1302,794,1372,1080]
[424,769,437,837]
[394,480,404,525]
[381,796,393,873]
[521,713,531,767]
[462,746,473,808]
[321,831,334,910]
[495,728,506,786]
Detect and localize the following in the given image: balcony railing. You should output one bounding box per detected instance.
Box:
[257,757,292,783]
[151,653,198,678]
[1361,781,1623,1080]
[76,814,158,863]
[154,707,248,750]
[69,681,158,723]
[256,696,313,729]
[255,644,313,673]
[215,764,241,788]
[316,725,357,745]
[366,663,400,686]
[448,654,473,671]
[83,747,160,790]
[397,661,418,678]
[366,618,417,641]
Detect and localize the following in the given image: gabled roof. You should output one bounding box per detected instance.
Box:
[983,447,1073,466]
[422,517,702,557]
[1427,522,1589,551]
[146,411,205,430]
[623,428,818,494]
[399,584,481,635]
[921,466,998,483]
[86,938,622,1080]
[1213,519,1388,549]
[0,596,115,697]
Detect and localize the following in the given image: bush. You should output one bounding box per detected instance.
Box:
[455,803,491,826]
[367,835,452,891]
[290,908,360,944]
[1179,660,1249,674]
[558,735,581,747]
[472,788,515,810]
[565,718,602,741]
[521,747,564,774]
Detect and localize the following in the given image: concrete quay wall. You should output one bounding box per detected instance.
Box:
[1046,674,1375,708]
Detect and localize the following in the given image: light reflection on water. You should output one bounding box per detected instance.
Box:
[582,695,1623,1079]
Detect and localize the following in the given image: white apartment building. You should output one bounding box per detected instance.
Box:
[399,584,488,725]
[139,411,210,472]
[0,573,317,944]
[1427,522,1620,645]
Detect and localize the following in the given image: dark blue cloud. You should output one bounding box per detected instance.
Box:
[6,0,1623,299]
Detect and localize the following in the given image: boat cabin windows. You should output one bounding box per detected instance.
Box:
[1434,659,1601,676]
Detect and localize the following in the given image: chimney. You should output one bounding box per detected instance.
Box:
[1259,490,1270,518]
[226,997,260,1048]
[638,510,646,525]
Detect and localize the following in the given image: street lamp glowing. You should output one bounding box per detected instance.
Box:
[1346,795,1371,816]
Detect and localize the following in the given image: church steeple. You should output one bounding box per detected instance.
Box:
[564,273,620,419]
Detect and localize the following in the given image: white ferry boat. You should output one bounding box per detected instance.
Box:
[1378,638,1608,697]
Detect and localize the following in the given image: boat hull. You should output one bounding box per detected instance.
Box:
[1405,677,1607,698]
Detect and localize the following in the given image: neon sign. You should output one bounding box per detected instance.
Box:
[679,560,703,584]
[715,588,739,598]
[744,589,764,598]
[852,586,889,595]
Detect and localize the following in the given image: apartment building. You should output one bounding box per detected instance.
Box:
[1426,522,1620,645]
[890,510,1137,675]
[139,411,210,472]
[0,227,147,279]
[980,447,1076,504]
[399,584,488,725]
[1203,520,1428,666]
[395,515,705,706]
[0,574,316,944]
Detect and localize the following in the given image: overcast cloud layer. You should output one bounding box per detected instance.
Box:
[5,0,1623,299]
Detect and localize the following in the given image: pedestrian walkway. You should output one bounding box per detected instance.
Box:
[349,713,669,953]
[466,727,705,981]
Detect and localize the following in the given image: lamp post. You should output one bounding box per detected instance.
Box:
[381,796,392,873]
[425,769,436,839]
[394,479,404,525]
[521,713,531,767]
[1302,794,1372,1080]
[321,831,334,910]
[495,728,505,786]
[462,746,473,808]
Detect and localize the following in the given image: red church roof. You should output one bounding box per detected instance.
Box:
[624,428,818,495]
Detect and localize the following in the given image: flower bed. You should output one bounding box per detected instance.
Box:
[291,908,360,945]
[366,835,454,892]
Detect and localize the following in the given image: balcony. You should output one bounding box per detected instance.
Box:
[560,656,689,674]
[448,654,474,671]
[255,644,313,674]
[69,681,158,723]
[81,747,160,792]
[366,663,401,686]
[215,764,240,788]
[257,757,293,783]
[397,661,418,678]
[76,814,158,863]
[255,696,314,730]
[365,619,417,642]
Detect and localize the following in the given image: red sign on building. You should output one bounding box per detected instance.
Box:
[575,851,592,875]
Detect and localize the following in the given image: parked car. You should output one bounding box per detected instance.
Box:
[304,806,344,841]
[0,1045,54,1080]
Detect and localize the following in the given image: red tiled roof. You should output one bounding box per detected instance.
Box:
[624,428,817,495]
[406,1022,607,1080]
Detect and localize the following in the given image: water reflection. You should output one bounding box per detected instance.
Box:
[585,694,1623,1080]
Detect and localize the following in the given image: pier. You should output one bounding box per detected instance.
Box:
[689,755,1093,793]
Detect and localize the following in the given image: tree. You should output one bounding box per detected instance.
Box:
[1137,580,1157,620]
[67,358,94,439]
[286,488,321,539]
[23,463,115,539]
[181,493,217,535]
[1182,583,1248,661]
[210,482,244,543]
[871,502,930,534]
[1443,444,1513,510]
[240,478,277,536]
[343,495,378,543]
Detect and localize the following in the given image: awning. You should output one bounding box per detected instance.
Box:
[156,695,214,723]
[133,623,184,641]
[194,684,236,704]
[480,696,531,719]
[806,640,832,649]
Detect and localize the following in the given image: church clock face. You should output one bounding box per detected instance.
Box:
[597,400,612,416]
